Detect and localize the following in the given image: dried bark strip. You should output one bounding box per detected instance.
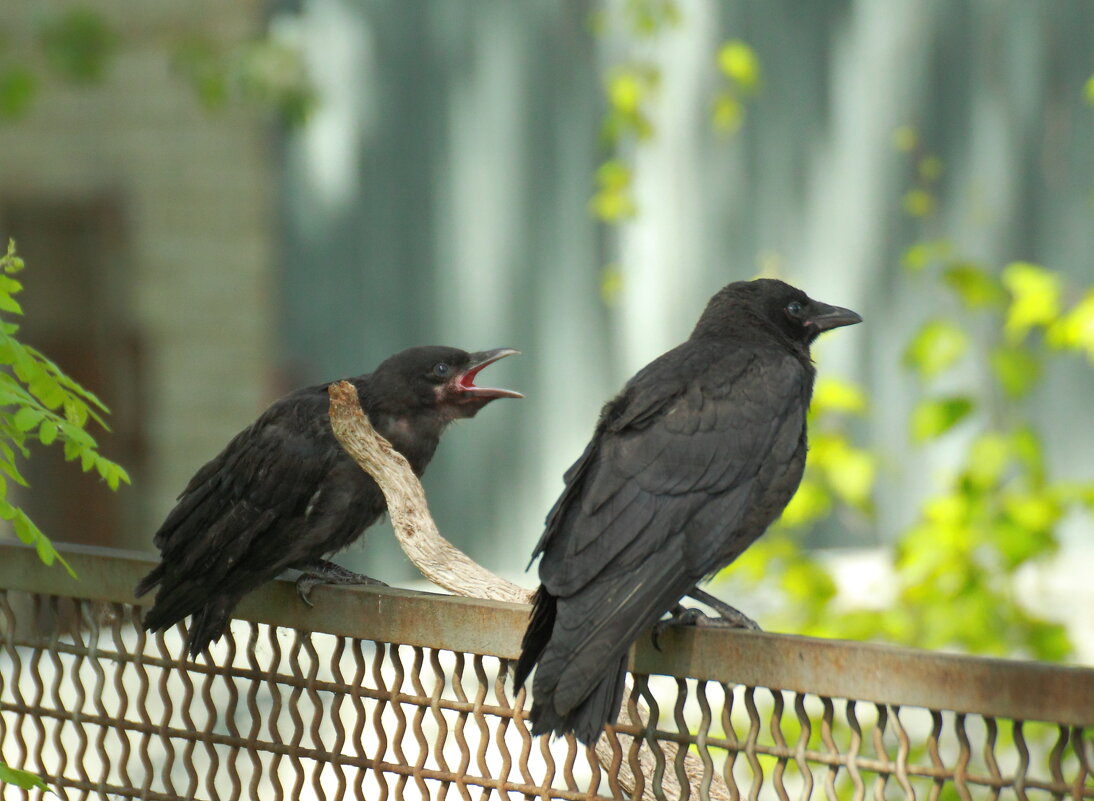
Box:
[328,380,731,800]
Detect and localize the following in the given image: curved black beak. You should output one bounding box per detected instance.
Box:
[457,348,524,399]
[805,301,863,333]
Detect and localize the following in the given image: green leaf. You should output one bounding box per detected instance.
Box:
[966,434,1011,489]
[94,455,130,490]
[1026,621,1072,662]
[599,263,624,307]
[39,7,116,84]
[13,406,44,432]
[0,66,37,120]
[990,345,1040,398]
[1010,427,1044,481]
[1046,290,1094,358]
[0,453,29,488]
[912,396,974,442]
[780,480,831,527]
[1002,262,1062,342]
[0,761,49,791]
[942,262,1007,308]
[64,398,89,426]
[901,239,953,272]
[63,438,80,461]
[824,445,875,509]
[12,509,75,578]
[38,419,58,445]
[904,319,968,379]
[779,557,837,603]
[0,292,23,314]
[0,239,25,273]
[608,70,645,115]
[717,40,760,93]
[589,160,637,221]
[712,93,743,134]
[1086,75,1094,105]
[1002,491,1061,534]
[0,382,37,407]
[172,39,229,110]
[902,189,935,217]
[811,377,868,416]
[892,125,917,152]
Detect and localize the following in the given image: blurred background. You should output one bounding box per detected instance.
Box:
[1,0,1091,662]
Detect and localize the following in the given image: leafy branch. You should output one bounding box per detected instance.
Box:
[0,240,130,576]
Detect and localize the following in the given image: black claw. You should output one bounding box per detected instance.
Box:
[651,605,709,649]
[651,621,666,651]
[292,559,388,608]
[296,575,319,607]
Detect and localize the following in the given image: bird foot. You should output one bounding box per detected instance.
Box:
[294,559,388,607]
[687,588,762,631]
[651,599,762,651]
[651,605,704,651]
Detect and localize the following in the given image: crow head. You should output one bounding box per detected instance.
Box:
[692,278,862,347]
[371,345,523,421]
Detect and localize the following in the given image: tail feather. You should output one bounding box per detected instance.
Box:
[133,564,164,599]
[529,654,628,744]
[185,600,233,657]
[514,586,555,691]
[140,579,206,634]
[518,586,631,744]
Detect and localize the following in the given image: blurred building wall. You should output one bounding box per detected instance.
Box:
[0,1,277,547]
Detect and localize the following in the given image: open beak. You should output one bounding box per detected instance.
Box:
[805,301,863,333]
[455,348,524,399]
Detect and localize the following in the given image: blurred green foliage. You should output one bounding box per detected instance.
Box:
[171,36,315,128]
[0,6,117,121]
[0,241,130,577]
[0,6,314,127]
[732,185,1093,663]
[593,0,758,302]
[38,7,116,84]
[713,40,760,134]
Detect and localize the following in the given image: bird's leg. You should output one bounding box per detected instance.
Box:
[686,587,762,631]
[651,591,762,649]
[293,559,388,607]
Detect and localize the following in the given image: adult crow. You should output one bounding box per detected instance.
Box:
[514,279,861,743]
[135,346,522,656]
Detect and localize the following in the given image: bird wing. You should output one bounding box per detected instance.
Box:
[538,341,807,594]
[150,388,343,582]
[533,341,809,714]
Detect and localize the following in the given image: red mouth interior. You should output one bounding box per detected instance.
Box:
[458,363,487,391]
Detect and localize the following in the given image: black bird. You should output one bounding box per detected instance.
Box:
[135,346,522,656]
[514,279,861,743]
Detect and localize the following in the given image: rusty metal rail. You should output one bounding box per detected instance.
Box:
[1,542,1092,800]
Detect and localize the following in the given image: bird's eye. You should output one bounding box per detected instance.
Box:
[432,363,451,378]
[786,301,804,317]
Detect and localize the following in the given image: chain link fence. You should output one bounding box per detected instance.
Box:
[1,543,1091,800]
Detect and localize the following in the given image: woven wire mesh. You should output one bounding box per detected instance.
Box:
[1,555,1093,800]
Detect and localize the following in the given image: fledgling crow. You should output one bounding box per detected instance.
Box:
[514,279,861,743]
[135,346,522,657]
